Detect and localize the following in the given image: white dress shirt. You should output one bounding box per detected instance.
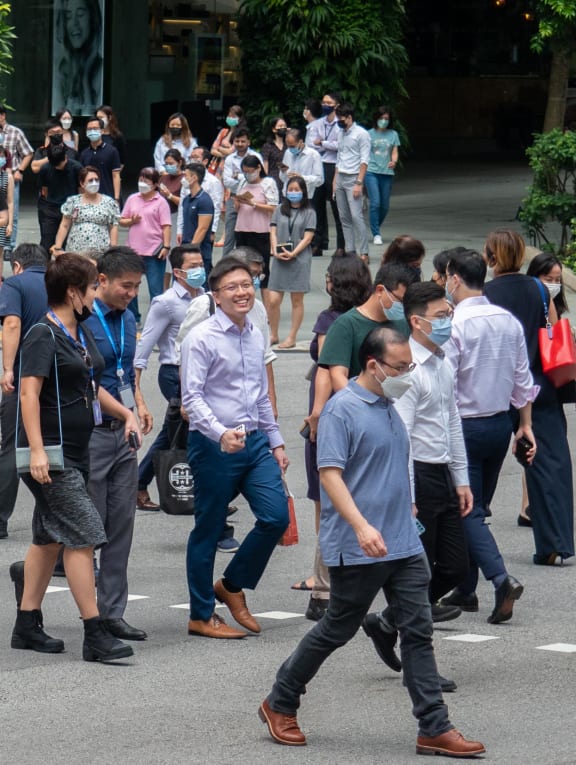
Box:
[222,148,264,193]
[444,295,539,418]
[336,122,371,175]
[279,146,324,197]
[307,116,341,163]
[394,336,469,501]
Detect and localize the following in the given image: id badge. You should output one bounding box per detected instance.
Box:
[92,399,103,426]
[118,383,136,409]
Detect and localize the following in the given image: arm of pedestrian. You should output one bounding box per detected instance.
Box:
[456,486,474,517]
[272,445,289,472]
[97,388,143,444]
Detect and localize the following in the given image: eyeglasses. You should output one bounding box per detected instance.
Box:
[377,359,416,374]
[383,285,403,303]
[417,310,453,321]
[214,282,254,294]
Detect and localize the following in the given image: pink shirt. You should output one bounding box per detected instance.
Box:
[122,191,171,256]
[235,177,279,234]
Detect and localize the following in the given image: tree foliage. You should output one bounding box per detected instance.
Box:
[531,0,576,54]
[236,0,408,141]
[0,3,15,106]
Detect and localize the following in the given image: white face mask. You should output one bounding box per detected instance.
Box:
[61,118,72,130]
[545,282,561,299]
[85,180,99,194]
[138,181,152,195]
[375,362,413,399]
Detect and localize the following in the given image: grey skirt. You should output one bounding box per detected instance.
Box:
[22,468,107,549]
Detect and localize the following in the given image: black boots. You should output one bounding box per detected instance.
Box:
[11,609,65,653]
[82,617,134,662]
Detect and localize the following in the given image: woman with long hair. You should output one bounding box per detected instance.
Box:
[55,107,79,151]
[96,104,127,169]
[261,116,288,195]
[365,105,400,246]
[382,234,425,279]
[153,112,197,172]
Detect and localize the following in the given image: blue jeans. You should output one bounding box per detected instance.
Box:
[138,365,180,490]
[267,554,453,738]
[141,254,166,301]
[364,172,394,236]
[186,429,288,621]
[459,413,511,593]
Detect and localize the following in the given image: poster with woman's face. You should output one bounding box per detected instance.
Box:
[52,0,105,116]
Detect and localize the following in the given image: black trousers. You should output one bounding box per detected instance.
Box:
[37,201,62,253]
[312,163,344,252]
[0,387,20,523]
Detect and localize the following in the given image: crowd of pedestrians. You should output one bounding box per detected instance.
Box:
[0,97,574,760]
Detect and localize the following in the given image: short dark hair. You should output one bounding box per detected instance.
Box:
[373,262,418,293]
[372,105,394,129]
[185,162,206,184]
[229,247,264,267]
[98,246,144,279]
[383,235,425,267]
[208,257,252,292]
[359,326,408,371]
[446,249,487,290]
[45,253,97,307]
[233,127,250,140]
[11,243,49,270]
[327,254,372,313]
[432,246,468,277]
[403,282,446,324]
[335,102,355,119]
[304,99,322,119]
[139,166,160,186]
[192,146,211,163]
[86,116,105,130]
[79,165,100,184]
[44,118,61,134]
[47,143,67,166]
[169,244,201,271]
[286,127,304,143]
[164,148,184,165]
[323,91,341,105]
[0,105,6,115]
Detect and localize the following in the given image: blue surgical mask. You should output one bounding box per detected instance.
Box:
[420,316,452,346]
[288,146,302,156]
[377,118,389,129]
[0,157,6,169]
[184,267,206,288]
[164,163,179,175]
[286,191,303,204]
[252,275,261,289]
[380,296,405,323]
[86,129,101,142]
[445,282,456,304]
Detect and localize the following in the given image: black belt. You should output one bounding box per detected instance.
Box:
[96,419,124,431]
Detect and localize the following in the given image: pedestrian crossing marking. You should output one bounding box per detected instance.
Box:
[127,594,150,601]
[536,643,576,653]
[443,634,500,643]
[45,585,70,594]
[253,611,303,619]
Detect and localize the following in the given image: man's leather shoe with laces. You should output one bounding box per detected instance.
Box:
[214,578,261,633]
[432,604,462,623]
[487,575,523,624]
[136,490,160,511]
[439,675,457,693]
[103,618,147,641]
[361,613,402,672]
[416,728,485,757]
[439,589,479,612]
[258,699,306,746]
[188,613,247,639]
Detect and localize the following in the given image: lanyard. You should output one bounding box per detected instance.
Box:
[288,208,300,240]
[324,120,336,141]
[47,311,97,400]
[92,301,126,382]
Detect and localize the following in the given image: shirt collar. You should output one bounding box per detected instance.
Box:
[172,281,198,300]
[409,335,435,364]
[454,295,489,313]
[347,378,387,405]
[95,297,125,317]
[214,306,253,334]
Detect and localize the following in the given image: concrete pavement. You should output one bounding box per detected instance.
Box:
[1,161,576,764]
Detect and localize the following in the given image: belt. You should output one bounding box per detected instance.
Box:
[95,419,124,431]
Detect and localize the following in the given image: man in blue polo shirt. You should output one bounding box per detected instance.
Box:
[84,246,153,641]
[0,244,49,538]
[181,162,214,279]
[80,117,121,203]
[259,326,484,758]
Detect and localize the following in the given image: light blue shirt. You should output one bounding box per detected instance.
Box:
[307,116,341,163]
[317,379,423,566]
[134,281,200,368]
[367,128,400,175]
[180,307,283,448]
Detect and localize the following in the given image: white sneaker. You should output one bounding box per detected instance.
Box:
[373,234,383,246]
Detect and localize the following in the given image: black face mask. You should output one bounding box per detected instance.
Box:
[169,127,182,138]
[73,305,92,323]
[50,134,64,145]
[336,120,347,129]
[275,128,287,137]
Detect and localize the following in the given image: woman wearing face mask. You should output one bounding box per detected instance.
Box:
[261,116,288,195]
[234,155,279,306]
[11,252,140,663]
[153,113,197,174]
[365,106,400,246]
[96,104,126,170]
[483,230,573,565]
[119,167,171,303]
[268,176,316,348]
[158,149,185,289]
[0,145,14,260]
[52,166,119,255]
[382,234,425,280]
[209,104,246,174]
[55,108,79,152]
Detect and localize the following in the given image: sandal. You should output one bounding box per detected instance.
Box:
[291,579,314,591]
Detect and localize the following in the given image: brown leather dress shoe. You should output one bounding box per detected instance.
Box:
[187,613,247,639]
[258,699,306,746]
[416,728,485,757]
[136,490,160,511]
[214,578,261,633]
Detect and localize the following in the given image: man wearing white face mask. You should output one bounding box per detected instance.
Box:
[260,325,485,758]
[362,282,472,692]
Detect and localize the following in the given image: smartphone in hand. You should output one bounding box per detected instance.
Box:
[515,436,534,467]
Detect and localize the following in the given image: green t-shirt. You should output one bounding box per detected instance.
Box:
[318,307,409,377]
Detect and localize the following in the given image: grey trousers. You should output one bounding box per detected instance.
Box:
[335,172,369,255]
[88,427,138,619]
[0,389,20,524]
[267,553,452,738]
[222,198,238,257]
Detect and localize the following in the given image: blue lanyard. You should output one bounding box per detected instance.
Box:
[47,311,97,397]
[92,301,125,380]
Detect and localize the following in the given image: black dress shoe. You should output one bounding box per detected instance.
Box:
[305,597,328,622]
[439,589,479,612]
[487,575,523,624]
[439,675,457,693]
[517,514,532,527]
[361,613,402,672]
[103,618,148,641]
[0,519,8,538]
[431,604,462,623]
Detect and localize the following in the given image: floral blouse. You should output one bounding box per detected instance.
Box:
[60,194,120,252]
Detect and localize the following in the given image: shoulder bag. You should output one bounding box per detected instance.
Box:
[534,278,576,388]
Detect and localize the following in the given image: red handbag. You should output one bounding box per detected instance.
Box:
[278,477,299,546]
[534,279,576,387]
